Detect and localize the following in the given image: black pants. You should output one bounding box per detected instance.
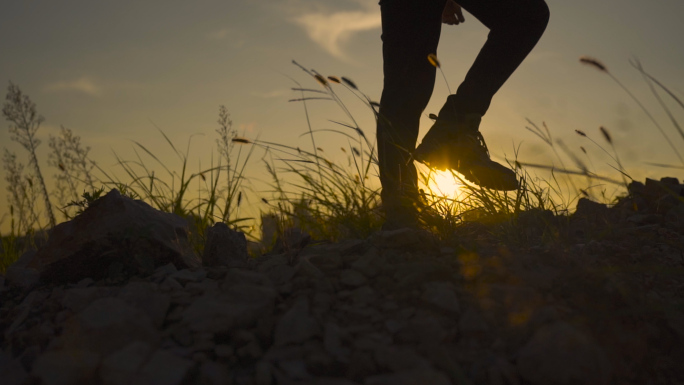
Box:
[377,0,549,209]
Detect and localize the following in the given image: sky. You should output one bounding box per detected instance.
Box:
[1,0,684,231]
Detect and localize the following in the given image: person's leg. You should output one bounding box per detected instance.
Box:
[377,0,445,228]
[438,0,550,118]
[414,0,549,190]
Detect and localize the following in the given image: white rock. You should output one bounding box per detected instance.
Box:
[60,297,159,355]
[100,341,154,385]
[339,269,367,288]
[0,350,28,385]
[365,367,452,385]
[5,250,39,290]
[517,322,611,385]
[274,298,320,346]
[137,349,194,385]
[421,282,460,315]
[255,360,273,385]
[118,281,170,328]
[32,349,100,385]
[198,361,231,385]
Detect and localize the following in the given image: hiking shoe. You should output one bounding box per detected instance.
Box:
[414,114,519,191]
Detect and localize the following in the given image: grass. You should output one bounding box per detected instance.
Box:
[1,56,683,273]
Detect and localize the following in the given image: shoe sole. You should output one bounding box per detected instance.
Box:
[414,148,519,191]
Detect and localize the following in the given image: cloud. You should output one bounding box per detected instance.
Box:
[250,89,289,99]
[206,27,246,48]
[207,28,230,40]
[293,4,380,61]
[44,77,102,96]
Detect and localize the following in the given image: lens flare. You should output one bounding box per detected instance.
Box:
[428,170,462,197]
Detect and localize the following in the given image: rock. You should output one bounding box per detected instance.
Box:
[374,227,436,250]
[198,361,231,385]
[26,189,199,284]
[5,290,50,338]
[171,268,207,284]
[373,345,430,372]
[339,239,369,257]
[574,197,610,220]
[517,322,611,385]
[307,253,343,273]
[61,286,120,313]
[416,344,469,385]
[0,350,29,385]
[339,269,367,288]
[203,222,249,268]
[5,250,40,290]
[421,282,460,315]
[118,281,170,328]
[349,248,382,278]
[32,349,100,385]
[364,367,452,385]
[278,359,311,380]
[182,285,277,333]
[459,308,489,335]
[312,379,361,385]
[255,360,274,385]
[395,316,448,344]
[272,227,311,254]
[274,298,320,346]
[324,322,350,362]
[222,268,272,287]
[394,261,443,288]
[137,349,194,385]
[60,297,159,355]
[99,341,154,385]
[295,258,326,279]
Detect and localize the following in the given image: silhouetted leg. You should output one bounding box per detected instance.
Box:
[377,0,444,223]
[438,0,550,118]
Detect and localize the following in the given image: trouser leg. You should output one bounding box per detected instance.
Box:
[377,0,444,211]
[438,0,550,119]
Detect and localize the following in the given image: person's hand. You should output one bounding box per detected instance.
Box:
[442,0,465,25]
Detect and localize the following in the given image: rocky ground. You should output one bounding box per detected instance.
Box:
[1,178,684,385]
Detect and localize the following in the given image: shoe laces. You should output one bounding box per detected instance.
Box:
[462,130,490,157]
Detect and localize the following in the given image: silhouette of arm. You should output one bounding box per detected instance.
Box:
[442,0,465,25]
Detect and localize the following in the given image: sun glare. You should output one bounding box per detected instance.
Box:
[428,170,463,198]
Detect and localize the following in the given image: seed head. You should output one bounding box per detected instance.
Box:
[314,74,328,87]
[428,113,438,120]
[427,54,441,68]
[575,129,587,137]
[341,77,357,90]
[232,137,251,144]
[579,56,608,72]
[599,126,612,144]
[327,76,341,84]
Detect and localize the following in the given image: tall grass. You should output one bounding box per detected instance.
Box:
[245,62,383,241]
[0,84,256,270]
[2,55,683,273]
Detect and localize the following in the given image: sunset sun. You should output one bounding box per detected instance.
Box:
[427,170,463,198]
